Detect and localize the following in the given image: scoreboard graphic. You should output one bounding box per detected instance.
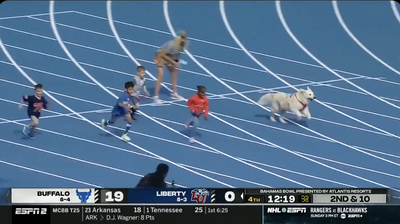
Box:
[4,188,399,224]
[10,188,390,204]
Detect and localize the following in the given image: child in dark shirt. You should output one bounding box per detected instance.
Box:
[19,84,49,139]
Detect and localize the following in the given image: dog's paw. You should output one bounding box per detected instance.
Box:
[270,117,276,122]
[307,116,311,119]
[279,117,287,123]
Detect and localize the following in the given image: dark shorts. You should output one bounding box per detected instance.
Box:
[28,112,40,119]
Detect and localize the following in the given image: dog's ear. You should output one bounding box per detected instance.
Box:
[307,86,311,91]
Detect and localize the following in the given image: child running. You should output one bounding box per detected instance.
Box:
[101,81,135,142]
[130,66,150,120]
[184,86,209,144]
[19,84,49,139]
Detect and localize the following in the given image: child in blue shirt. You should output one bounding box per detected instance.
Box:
[101,81,135,142]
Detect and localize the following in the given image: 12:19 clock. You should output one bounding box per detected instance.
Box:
[266,194,297,203]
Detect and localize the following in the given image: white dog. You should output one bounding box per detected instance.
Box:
[258,87,316,123]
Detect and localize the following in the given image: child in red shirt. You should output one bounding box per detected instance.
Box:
[185,86,209,144]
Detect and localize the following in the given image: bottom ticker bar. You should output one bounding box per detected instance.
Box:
[7,205,400,224]
[11,205,261,224]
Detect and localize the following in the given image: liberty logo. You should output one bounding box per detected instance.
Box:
[191,189,209,203]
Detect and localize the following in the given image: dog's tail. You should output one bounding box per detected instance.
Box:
[258,93,273,105]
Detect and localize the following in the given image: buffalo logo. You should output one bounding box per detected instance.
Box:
[76,189,92,203]
[191,189,209,203]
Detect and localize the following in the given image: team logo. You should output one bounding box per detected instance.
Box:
[76,189,92,203]
[33,103,43,112]
[191,189,209,203]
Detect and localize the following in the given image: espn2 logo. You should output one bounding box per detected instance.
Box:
[15,208,47,215]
